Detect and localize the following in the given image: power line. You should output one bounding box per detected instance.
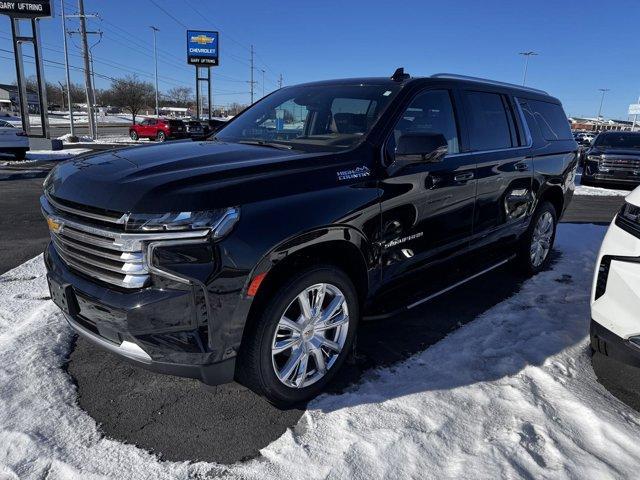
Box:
[147,0,188,29]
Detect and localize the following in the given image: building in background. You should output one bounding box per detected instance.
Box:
[0,84,40,114]
[569,116,634,132]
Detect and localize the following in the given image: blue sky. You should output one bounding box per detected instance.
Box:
[1,0,639,118]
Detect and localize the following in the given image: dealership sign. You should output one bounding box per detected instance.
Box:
[629,104,640,115]
[0,0,51,18]
[187,30,219,66]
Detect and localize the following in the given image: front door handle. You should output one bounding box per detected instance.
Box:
[454,172,474,183]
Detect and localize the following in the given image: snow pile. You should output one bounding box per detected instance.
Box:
[57,134,94,143]
[1,225,640,479]
[574,173,631,197]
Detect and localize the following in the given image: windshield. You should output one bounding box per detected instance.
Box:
[594,133,640,149]
[215,83,400,152]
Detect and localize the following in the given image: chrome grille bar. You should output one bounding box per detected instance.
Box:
[45,191,127,225]
[41,195,209,289]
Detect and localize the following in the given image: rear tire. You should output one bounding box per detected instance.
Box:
[517,201,557,274]
[129,130,138,141]
[13,149,27,160]
[236,266,359,408]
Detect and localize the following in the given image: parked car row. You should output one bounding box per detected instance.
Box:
[42,69,577,406]
[579,131,640,187]
[129,118,226,142]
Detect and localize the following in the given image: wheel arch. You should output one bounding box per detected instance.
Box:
[236,227,372,357]
[537,184,565,218]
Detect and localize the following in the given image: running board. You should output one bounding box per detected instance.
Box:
[364,255,516,321]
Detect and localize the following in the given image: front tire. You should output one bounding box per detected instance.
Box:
[129,130,138,141]
[156,131,166,142]
[236,266,359,407]
[517,201,557,274]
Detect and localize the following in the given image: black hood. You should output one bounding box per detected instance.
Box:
[45,141,328,213]
[589,146,640,157]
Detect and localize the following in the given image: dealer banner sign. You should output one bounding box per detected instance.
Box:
[187,30,219,66]
[0,0,52,18]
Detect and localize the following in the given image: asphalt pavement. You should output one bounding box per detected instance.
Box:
[0,178,634,464]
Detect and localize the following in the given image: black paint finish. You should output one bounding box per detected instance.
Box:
[42,75,577,385]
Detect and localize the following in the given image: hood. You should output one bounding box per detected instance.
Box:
[45,140,329,213]
[589,147,640,157]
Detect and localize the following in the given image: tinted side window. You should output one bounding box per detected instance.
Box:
[465,91,513,151]
[526,99,572,141]
[393,89,460,154]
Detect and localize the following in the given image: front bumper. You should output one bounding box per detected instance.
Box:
[583,161,640,185]
[590,319,640,369]
[45,244,236,385]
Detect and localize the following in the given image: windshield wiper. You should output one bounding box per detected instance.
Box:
[237,140,293,150]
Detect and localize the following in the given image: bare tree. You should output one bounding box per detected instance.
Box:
[166,86,193,107]
[109,75,154,124]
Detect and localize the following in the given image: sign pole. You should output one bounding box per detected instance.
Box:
[195,67,200,120]
[32,18,50,138]
[10,19,30,134]
[207,67,212,120]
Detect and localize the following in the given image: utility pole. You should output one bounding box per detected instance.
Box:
[632,94,640,132]
[77,0,96,139]
[150,26,159,117]
[519,51,538,86]
[278,73,283,89]
[60,0,76,139]
[261,69,265,97]
[597,88,610,131]
[250,44,255,104]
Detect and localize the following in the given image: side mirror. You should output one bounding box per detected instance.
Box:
[388,132,448,176]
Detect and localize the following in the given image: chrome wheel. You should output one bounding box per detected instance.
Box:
[271,283,349,389]
[530,211,554,267]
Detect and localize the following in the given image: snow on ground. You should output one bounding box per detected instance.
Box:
[1,224,640,479]
[0,149,90,167]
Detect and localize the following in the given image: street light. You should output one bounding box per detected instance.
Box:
[519,51,538,86]
[597,88,610,131]
[150,26,160,117]
[261,69,265,98]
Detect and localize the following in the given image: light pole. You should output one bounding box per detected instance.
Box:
[597,88,610,131]
[261,69,265,98]
[519,51,538,86]
[150,26,160,117]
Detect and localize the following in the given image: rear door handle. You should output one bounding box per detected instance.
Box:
[454,172,474,182]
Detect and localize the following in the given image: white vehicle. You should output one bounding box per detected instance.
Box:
[0,119,29,160]
[591,187,640,366]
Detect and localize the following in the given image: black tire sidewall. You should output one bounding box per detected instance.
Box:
[157,131,165,141]
[254,267,359,406]
[520,201,557,274]
[129,131,138,140]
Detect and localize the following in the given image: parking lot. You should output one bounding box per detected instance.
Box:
[1,172,635,466]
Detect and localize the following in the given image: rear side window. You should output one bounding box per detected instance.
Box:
[464,91,514,151]
[524,99,572,141]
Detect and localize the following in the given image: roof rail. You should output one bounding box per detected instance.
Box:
[430,73,548,95]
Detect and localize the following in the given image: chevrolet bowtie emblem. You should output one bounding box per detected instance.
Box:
[47,217,63,234]
[191,34,214,45]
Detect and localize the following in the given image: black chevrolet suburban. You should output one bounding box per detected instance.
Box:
[42,70,577,406]
[581,131,640,186]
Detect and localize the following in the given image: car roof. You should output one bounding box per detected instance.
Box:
[293,73,559,103]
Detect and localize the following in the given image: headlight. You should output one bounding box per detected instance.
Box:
[619,202,640,224]
[125,207,240,239]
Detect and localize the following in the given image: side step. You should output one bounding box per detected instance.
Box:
[363,255,516,321]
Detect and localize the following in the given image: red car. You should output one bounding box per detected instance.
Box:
[129,118,186,142]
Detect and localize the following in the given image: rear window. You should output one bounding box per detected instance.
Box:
[523,99,572,141]
[464,91,514,151]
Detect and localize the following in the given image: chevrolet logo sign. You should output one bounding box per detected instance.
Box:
[46,217,63,234]
[191,34,214,45]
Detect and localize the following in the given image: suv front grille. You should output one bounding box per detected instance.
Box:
[601,156,640,172]
[43,193,149,289]
[41,193,210,289]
